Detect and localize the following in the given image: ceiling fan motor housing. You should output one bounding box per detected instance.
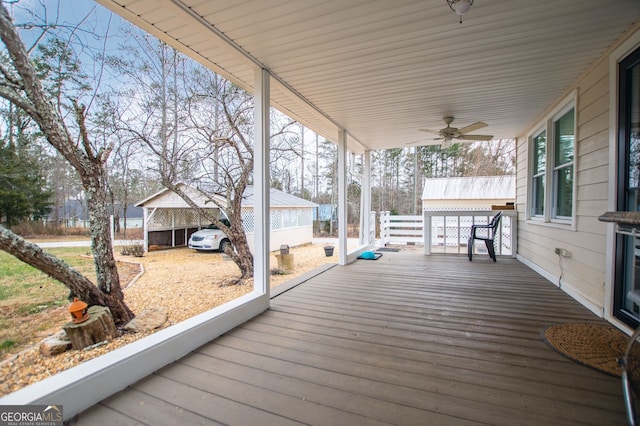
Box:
[416,116,493,145]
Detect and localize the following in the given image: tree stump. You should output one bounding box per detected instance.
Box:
[63,306,117,350]
[275,253,294,271]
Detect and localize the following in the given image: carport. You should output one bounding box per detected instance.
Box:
[136,184,221,251]
[136,183,317,252]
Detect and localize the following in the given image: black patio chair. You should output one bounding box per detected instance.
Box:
[468,211,503,262]
[623,327,640,426]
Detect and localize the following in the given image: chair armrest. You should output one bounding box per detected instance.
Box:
[471,223,494,239]
[471,224,491,229]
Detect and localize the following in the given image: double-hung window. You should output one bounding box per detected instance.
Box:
[528,101,576,225]
[552,109,575,219]
[531,131,546,217]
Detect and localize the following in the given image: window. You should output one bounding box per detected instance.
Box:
[553,108,575,219]
[528,102,576,225]
[531,131,546,217]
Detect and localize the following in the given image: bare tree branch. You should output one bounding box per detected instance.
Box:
[0,1,133,324]
[0,84,38,117]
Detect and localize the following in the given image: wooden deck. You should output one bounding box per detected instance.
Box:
[71,252,626,425]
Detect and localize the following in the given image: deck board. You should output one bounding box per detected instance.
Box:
[71,253,627,425]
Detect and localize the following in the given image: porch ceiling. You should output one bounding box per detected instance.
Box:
[96,0,640,153]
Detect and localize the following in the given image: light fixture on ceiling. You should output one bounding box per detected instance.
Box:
[447,0,474,23]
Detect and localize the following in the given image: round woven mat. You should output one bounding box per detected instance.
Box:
[542,323,628,377]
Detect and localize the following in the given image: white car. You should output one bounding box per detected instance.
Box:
[188,220,231,252]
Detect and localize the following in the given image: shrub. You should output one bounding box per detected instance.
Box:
[10,221,64,237]
[129,244,144,257]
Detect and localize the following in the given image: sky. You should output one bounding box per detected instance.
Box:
[11,0,122,38]
[4,0,340,189]
[9,0,126,73]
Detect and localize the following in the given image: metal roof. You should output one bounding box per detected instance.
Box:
[96,0,640,153]
[136,184,317,208]
[422,176,515,200]
[135,183,213,208]
[242,186,318,208]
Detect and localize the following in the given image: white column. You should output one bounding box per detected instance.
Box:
[338,129,348,265]
[254,68,270,296]
[110,215,115,248]
[362,150,372,246]
[142,208,148,252]
[171,211,175,247]
[423,210,431,255]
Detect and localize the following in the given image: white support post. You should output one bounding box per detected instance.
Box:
[362,150,372,246]
[110,215,115,248]
[423,211,431,255]
[142,208,149,252]
[338,129,348,265]
[370,211,376,246]
[254,68,270,297]
[171,210,176,248]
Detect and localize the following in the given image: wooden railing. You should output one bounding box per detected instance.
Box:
[378,210,517,257]
[379,212,423,246]
[423,210,517,257]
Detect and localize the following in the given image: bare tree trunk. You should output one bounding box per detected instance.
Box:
[0,225,133,325]
[0,4,133,325]
[74,105,131,323]
[223,224,254,281]
[83,169,122,296]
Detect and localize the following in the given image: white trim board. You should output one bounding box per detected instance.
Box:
[516,254,603,318]
[0,293,269,421]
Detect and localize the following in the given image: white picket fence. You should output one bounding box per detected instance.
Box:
[378,212,424,245]
[379,210,517,257]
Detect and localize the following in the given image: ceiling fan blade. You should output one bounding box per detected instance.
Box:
[457,121,487,135]
[418,128,441,135]
[405,139,443,147]
[456,134,493,141]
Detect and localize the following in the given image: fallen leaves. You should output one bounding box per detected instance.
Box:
[0,243,336,396]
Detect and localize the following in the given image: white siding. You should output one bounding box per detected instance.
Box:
[245,226,314,252]
[516,34,631,313]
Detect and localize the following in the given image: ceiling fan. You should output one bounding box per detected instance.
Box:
[417,117,493,148]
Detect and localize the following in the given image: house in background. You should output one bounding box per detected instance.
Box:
[136,184,317,252]
[46,199,143,229]
[422,176,515,211]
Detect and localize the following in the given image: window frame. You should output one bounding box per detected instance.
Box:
[527,94,577,229]
[530,128,547,218]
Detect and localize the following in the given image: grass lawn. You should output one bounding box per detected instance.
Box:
[0,247,97,359]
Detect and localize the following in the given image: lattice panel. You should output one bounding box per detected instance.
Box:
[148,209,172,230]
[173,209,192,227]
[195,209,220,225]
[271,209,283,230]
[241,209,254,233]
[239,208,313,232]
[282,210,295,228]
[298,209,312,226]
[147,207,314,233]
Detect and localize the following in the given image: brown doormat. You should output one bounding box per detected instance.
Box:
[542,323,628,377]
